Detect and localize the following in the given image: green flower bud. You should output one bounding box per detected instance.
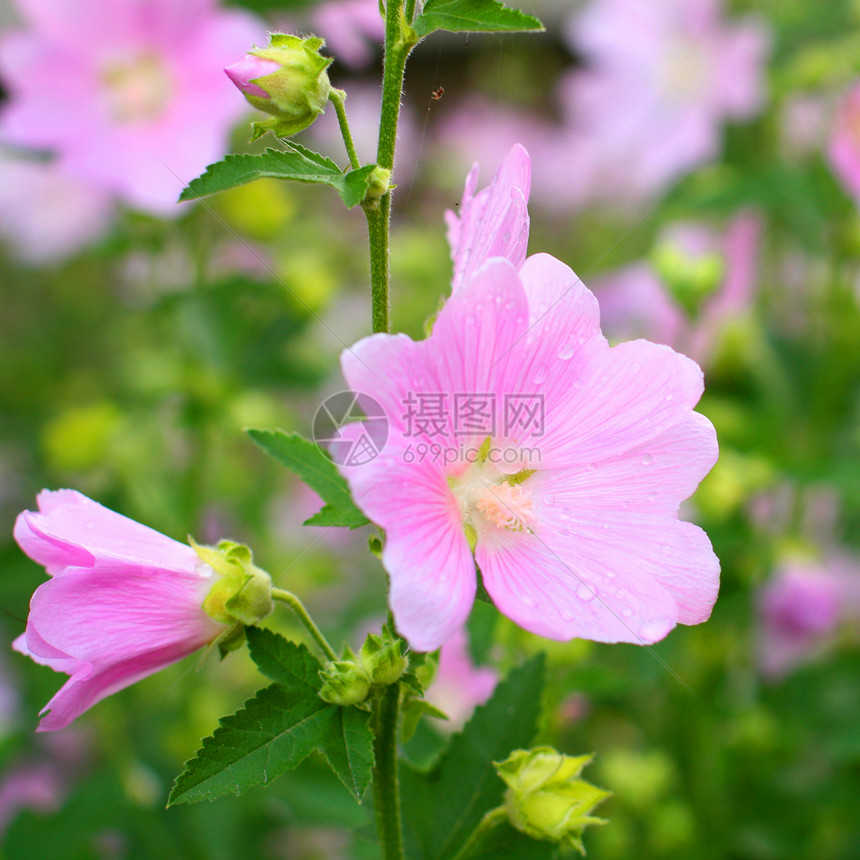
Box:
[195,539,274,630]
[363,166,392,204]
[496,747,610,854]
[360,631,408,686]
[651,239,724,317]
[319,661,372,706]
[225,34,332,140]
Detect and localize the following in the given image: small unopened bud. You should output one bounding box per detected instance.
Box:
[319,661,371,706]
[225,34,332,140]
[363,166,391,204]
[496,747,610,854]
[652,239,724,317]
[360,632,408,685]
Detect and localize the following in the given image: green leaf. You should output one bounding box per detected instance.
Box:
[246,625,323,688]
[170,632,374,804]
[247,428,370,528]
[400,654,546,860]
[414,0,544,37]
[320,705,375,800]
[178,144,378,208]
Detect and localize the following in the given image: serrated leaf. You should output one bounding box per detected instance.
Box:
[179,145,378,208]
[170,632,374,804]
[400,654,546,860]
[246,625,323,688]
[247,428,370,528]
[320,705,375,800]
[414,0,544,37]
[168,682,333,806]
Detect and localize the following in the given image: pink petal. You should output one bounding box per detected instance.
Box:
[20,565,222,730]
[536,338,707,469]
[14,490,199,575]
[445,144,531,291]
[476,527,680,644]
[338,434,475,651]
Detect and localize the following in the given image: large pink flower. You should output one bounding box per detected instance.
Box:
[13,490,226,731]
[337,147,719,651]
[0,0,262,214]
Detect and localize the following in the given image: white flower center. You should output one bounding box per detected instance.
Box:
[451,462,538,538]
[102,53,171,124]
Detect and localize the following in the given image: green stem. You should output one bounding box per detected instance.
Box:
[329,89,361,171]
[372,684,405,860]
[449,807,508,860]
[404,0,417,27]
[363,0,417,333]
[271,588,338,661]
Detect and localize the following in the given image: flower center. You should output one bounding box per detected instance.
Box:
[450,457,538,543]
[102,53,171,124]
[475,481,536,532]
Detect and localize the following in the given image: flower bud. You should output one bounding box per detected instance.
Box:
[496,747,610,854]
[319,661,372,706]
[360,631,408,686]
[651,239,724,318]
[194,539,274,647]
[225,34,332,140]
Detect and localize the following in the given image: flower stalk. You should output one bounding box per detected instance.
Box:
[271,587,338,661]
[371,682,406,860]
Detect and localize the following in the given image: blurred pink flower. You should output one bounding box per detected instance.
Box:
[312,0,383,70]
[0,0,262,214]
[426,629,497,730]
[337,146,719,651]
[13,490,226,730]
[828,82,860,205]
[0,152,115,263]
[559,0,769,205]
[595,212,762,365]
[757,561,841,679]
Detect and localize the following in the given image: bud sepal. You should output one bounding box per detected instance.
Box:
[495,747,610,854]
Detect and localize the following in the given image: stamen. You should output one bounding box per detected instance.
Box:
[475,481,536,532]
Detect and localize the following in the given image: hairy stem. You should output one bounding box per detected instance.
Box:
[329,88,361,171]
[372,683,405,860]
[363,0,417,333]
[449,807,508,860]
[271,588,338,661]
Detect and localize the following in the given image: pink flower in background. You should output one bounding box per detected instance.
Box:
[828,82,860,205]
[312,0,383,70]
[0,152,115,263]
[757,562,841,679]
[337,146,719,651]
[13,490,226,730]
[595,212,762,365]
[426,629,497,730]
[0,0,262,215]
[559,0,769,205]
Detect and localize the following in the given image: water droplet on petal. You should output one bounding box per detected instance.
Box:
[196,562,214,579]
[576,583,595,602]
[533,368,546,385]
[665,393,674,401]
[661,544,673,557]
[558,343,575,360]
[85,520,95,529]
[642,453,654,466]
[639,618,672,641]
[560,609,574,622]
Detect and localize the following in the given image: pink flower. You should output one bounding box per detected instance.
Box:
[594,212,762,366]
[13,490,226,731]
[224,55,280,99]
[426,629,497,730]
[0,0,262,215]
[337,147,719,651]
[828,82,860,205]
[757,562,841,679]
[0,152,115,264]
[311,0,384,70]
[560,0,769,204]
